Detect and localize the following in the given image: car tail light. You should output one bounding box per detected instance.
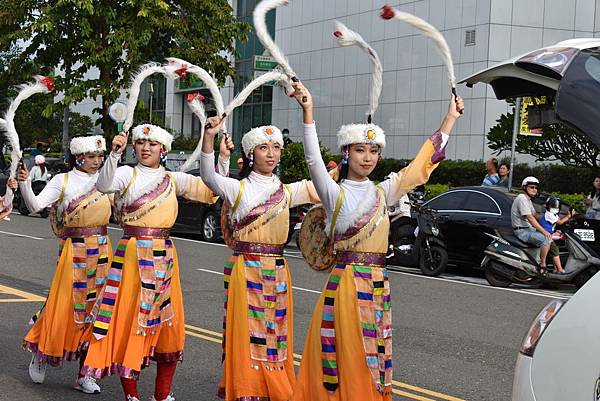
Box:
[520,299,564,357]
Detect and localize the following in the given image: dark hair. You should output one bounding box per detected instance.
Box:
[499,163,509,171]
[239,151,252,179]
[68,154,77,170]
[590,174,600,198]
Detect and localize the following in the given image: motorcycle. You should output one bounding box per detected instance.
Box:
[289,204,310,247]
[388,193,448,276]
[481,215,600,289]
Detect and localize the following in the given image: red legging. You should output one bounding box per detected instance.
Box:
[119,361,177,401]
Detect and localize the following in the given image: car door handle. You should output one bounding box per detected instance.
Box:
[476,218,488,223]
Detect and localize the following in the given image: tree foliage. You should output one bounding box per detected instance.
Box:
[280,141,334,184]
[486,107,600,167]
[0,0,250,134]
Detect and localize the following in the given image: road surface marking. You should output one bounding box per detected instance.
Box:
[196,267,321,294]
[184,323,465,401]
[0,284,45,302]
[0,230,44,240]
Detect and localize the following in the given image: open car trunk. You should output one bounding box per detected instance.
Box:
[459,39,600,147]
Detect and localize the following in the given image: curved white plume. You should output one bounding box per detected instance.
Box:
[165,58,224,116]
[253,0,296,78]
[124,63,170,132]
[381,5,455,87]
[179,97,207,172]
[334,21,383,120]
[224,71,290,116]
[4,76,54,179]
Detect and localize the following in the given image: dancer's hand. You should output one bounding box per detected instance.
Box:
[291,81,313,110]
[205,116,225,138]
[219,134,234,159]
[448,95,464,119]
[7,177,17,189]
[112,132,128,154]
[17,162,29,182]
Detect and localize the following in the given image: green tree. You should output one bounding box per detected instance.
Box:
[280,141,333,184]
[487,106,600,167]
[0,0,249,135]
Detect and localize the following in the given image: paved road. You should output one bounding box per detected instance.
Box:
[0,213,575,401]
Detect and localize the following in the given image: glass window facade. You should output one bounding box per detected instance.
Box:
[140,76,167,126]
[232,0,276,144]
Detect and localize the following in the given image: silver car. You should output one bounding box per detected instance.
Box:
[463,38,600,400]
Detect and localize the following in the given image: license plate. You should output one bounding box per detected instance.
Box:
[294,223,302,230]
[575,229,595,242]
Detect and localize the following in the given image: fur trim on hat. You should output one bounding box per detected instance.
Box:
[241,125,284,157]
[132,124,173,151]
[69,135,106,155]
[337,124,386,149]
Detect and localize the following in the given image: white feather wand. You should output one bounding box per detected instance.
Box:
[179,93,207,172]
[4,76,55,179]
[224,71,290,116]
[381,4,461,104]
[333,21,383,123]
[253,0,306,102]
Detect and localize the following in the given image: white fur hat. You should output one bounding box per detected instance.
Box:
[132,124,173,151]
[70,135,106,155]
[241,125,284,157]
[337,123,386,149]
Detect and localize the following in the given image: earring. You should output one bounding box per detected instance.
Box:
[275,161,280,176]
[76,157,85,167]
[342,147,349,165]
[249,153,254,168]
[160,151,168,164]
[132,149,136,159]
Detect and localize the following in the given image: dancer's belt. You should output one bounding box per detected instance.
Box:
[123,226,171,238]
[234,241,285,256]
[336,250,386,267]
[63,226,108,237]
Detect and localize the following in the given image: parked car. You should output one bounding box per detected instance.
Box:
[460,39,600,400]
[511,267,600,400]
[171,168,223,242]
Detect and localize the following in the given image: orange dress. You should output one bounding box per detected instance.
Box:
[23,188,112,365]
[81,170,217,379]
[218,178,319,401]
[294,135,442,401]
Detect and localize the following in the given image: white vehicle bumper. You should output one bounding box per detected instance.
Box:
[512,353,536,401]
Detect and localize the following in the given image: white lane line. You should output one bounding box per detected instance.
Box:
[386,269,572,300]
[196,267,321,294]
[0,230,44,240]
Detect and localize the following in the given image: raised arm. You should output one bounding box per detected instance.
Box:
[200,118,240,206]
[379,96,464,204]
[97,132,132,194]
[291,82,340,212]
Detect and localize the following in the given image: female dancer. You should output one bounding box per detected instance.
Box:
[200,82,321,400]
[80,123,231,401]
[17,135,110,394]
[290,76,463,400]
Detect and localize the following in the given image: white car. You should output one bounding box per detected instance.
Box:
[462,38,600,400]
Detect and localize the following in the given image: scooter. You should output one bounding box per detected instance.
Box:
[388,197,448,277]
[481,216,600,289]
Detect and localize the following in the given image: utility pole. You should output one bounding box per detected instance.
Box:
[148,82,154,123]
[508,97,522,191]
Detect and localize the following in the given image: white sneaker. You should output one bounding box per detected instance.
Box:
[127,396,141,401]
[150,395,175,401]
[28,354,46,384]
[74,376,101,394]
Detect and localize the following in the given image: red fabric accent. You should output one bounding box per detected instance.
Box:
[120,377,138,400]
[381,4,395,20]
[154,361,177,400]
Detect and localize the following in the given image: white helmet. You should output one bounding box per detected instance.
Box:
[521,176,540,188]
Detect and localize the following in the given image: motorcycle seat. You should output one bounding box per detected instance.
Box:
[498,228,538,248]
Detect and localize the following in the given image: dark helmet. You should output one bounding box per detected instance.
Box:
[545,196,560,211]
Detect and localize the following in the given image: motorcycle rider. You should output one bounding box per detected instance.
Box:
[511,176,552,273]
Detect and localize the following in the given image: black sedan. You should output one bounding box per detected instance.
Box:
[172,167,223,242]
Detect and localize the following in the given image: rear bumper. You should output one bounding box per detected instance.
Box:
[512,353,536,401]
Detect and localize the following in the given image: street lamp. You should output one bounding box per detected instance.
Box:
[148,82,154,123]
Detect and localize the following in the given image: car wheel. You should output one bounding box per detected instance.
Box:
[573,266,598,289]
[484,262,512,288]
[419,243,448,276]
[202,211,220,242]
[17,200,30,216]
